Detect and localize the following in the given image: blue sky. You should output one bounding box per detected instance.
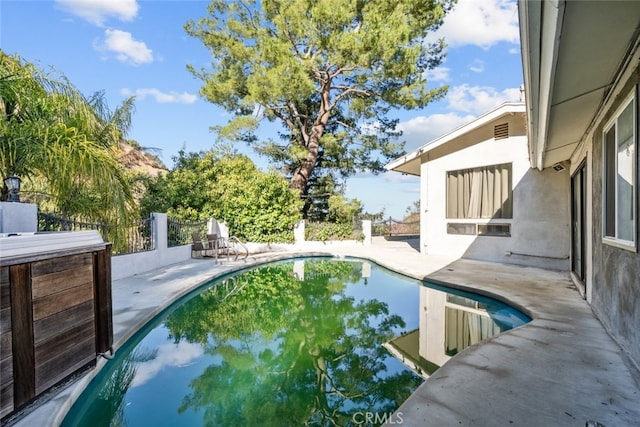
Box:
[1,0,523,220]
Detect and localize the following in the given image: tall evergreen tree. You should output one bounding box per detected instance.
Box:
[186,0,454,209]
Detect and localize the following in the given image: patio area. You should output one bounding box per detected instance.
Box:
[8,238,640,427]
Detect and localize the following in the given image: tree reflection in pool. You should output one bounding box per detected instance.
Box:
[62,258,529,427]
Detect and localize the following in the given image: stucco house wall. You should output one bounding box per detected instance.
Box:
[572,62,640,365]
[420,111,570,270]
[518,0,640,370]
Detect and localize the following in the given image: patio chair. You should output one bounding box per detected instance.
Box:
[191,232,213,258]
[213,227,238,261]
[211,221,248,261]
[206,233,219,259]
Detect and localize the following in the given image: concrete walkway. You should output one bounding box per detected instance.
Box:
[9,240,640,426]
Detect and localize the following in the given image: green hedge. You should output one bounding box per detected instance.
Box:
[305,222,363,242]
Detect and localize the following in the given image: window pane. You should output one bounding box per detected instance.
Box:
[446,172,458,218]
[617,102,635,242]
[447,223,476,235]
[477,224,511,237]
[501,164,513,218]
[605,127,616,237]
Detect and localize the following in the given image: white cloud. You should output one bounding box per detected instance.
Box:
[121,87,198,104]
[397,112,475,151]
[56,0,139,26]
[131,342,203,387]
[446,84,522,114]
[426,66,450,82]
[432,0,519,49]
[469,59,485,73]
[95,29,153,65]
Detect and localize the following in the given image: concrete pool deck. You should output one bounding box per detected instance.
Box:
[8,239,640,426]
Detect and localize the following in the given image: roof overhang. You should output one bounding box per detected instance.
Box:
[386,102,525,176]
[519,0,640,170]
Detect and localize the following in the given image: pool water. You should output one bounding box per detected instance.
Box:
[62,258,529,427]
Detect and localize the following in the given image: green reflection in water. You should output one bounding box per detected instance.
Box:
[175,260,420,426]
[63,258,529,427]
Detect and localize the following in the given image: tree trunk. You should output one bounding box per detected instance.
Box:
[290,134,320,193]
[290,83,331,195]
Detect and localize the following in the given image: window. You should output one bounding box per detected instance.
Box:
[447,222,511,237]
[447,223,477,235]
[603,93,636,248]
[477,224,511,237]
[446,163,512,219]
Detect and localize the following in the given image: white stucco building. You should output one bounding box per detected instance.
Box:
[386,102,570,270]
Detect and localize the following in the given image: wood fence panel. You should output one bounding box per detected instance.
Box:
[94,245,113,354]
[0,241,112,421]
[0,267,13,418]
[9,264,35,408]
[31,254,97,395]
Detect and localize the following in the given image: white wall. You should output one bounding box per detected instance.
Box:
[0,202,38,234]
[420,123,570,270]
[419,286,449,368]
[111,245,193,281]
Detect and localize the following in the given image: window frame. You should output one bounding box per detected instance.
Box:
[602,90,637,251]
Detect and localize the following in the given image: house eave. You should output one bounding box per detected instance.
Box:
[518,0,564,171]
[385,102,526,176]
[518,0,640,171]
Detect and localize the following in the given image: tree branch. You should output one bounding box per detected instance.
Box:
[329,86,372,110]
[328,65,356,80]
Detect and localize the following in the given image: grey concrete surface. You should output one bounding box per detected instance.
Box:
[6,239,640,427]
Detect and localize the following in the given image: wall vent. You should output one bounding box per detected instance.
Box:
[494,123,509,140]
[552,162,567,172]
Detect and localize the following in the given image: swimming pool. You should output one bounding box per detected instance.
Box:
[61,257,530,426]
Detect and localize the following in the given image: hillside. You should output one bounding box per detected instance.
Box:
[116,140,168,177]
